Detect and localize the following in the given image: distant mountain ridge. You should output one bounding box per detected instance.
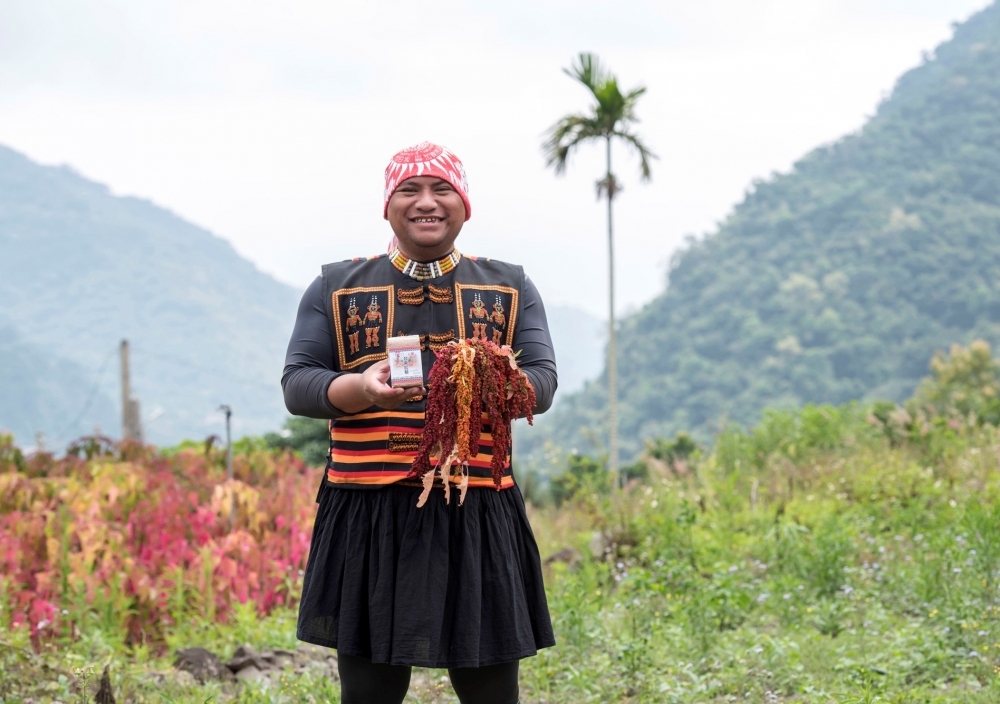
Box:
[0,326,117,448]
[527,2,1000,460]
[0,146,301,447]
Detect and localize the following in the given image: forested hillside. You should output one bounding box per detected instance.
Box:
[530,2,1000,460]
[0,146,301,447]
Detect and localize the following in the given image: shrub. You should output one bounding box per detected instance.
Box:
[911,340,1000,425]
[264,417,330,467]
[551,452,612,505]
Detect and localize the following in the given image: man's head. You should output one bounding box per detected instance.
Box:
[384,142,470,259]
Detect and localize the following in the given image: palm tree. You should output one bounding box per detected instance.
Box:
[542,53,655,478]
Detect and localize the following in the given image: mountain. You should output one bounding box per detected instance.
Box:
[545,304,604,400]
[0,326,117,449]
[0,146,301,448]
[528,2,1000,460]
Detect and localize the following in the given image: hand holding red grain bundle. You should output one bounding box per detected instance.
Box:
[408,338,536,506]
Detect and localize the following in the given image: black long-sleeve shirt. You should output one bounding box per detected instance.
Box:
[282,274,557,418]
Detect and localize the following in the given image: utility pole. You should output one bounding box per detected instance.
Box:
[120,340,143,442]
[219,404,233,530]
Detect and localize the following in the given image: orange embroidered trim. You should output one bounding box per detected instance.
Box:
[397,284,454,305]
[428,329,455,352]
[388,432,422,453]
[394,331,454,352]
[397,287,425,305]
[428,284,453,303]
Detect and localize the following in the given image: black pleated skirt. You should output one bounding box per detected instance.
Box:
[296,482,555,669]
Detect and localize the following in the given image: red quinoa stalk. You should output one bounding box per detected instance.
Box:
[409,339,535,502]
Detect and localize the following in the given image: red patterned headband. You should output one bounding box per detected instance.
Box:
[383,142,471,221]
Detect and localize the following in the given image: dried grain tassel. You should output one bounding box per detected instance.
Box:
[498,344,519,370]
[439,445,460,505]
[457,463,470,506]
[440,466,450,504]
[450,343,476,462]
[468,349,484,457]
[416,467,435,508]
[409,345,459,483]
[411,338,535,498]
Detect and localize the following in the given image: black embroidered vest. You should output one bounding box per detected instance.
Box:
[321,253,525,490]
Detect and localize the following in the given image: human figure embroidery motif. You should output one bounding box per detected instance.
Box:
[469,294,489,341]
[345,298,363,354]
[364,296,383,348]
[489,297,506,344]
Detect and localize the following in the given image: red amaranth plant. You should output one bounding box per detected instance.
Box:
[409,339,536,504]
[0,433,319,650]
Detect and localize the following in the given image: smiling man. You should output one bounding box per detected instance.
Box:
[281,142,557,704]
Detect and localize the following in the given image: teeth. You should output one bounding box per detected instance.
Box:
[415,218,440,223]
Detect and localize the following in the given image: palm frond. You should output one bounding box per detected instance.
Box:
[612,130,657,181]
[623,86,648,102]
[543,53,656,183]
[620,86,648,124]
[563,53,608,96]
[542,114,604,174]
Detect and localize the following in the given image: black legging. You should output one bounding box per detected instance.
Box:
[338,652,519,704]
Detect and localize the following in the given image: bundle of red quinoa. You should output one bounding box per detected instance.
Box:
[408,338,536,505]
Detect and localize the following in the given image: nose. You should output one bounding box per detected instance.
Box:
[414,186,437,211]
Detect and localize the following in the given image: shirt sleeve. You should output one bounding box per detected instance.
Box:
[281,276,347,419]
[514,275,558,414]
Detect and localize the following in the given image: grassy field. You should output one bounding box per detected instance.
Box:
[522,408,1000,703]
[4,347,1000,702]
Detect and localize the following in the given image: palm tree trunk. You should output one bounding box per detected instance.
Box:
[605,136,619,480]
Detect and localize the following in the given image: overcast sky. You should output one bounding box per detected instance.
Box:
[0,0,991,318]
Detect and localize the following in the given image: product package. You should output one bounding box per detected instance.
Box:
[387,335,424,388]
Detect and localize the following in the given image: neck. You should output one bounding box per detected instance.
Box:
[396,242,456,262]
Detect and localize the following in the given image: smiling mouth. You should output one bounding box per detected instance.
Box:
[411,217,443,224]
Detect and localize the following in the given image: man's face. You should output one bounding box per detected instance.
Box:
[387,176,466,257]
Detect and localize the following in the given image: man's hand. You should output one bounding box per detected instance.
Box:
[327,360,425,414]
[360,360,425,409]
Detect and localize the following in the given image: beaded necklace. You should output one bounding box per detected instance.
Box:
[390,248,461,281]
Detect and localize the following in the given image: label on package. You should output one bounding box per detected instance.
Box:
[387,335,424,388]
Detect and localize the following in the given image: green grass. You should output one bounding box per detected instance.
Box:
[4,407,1000,702]
[515,410,1000,702]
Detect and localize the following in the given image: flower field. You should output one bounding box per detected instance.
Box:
[0,435,317,651]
